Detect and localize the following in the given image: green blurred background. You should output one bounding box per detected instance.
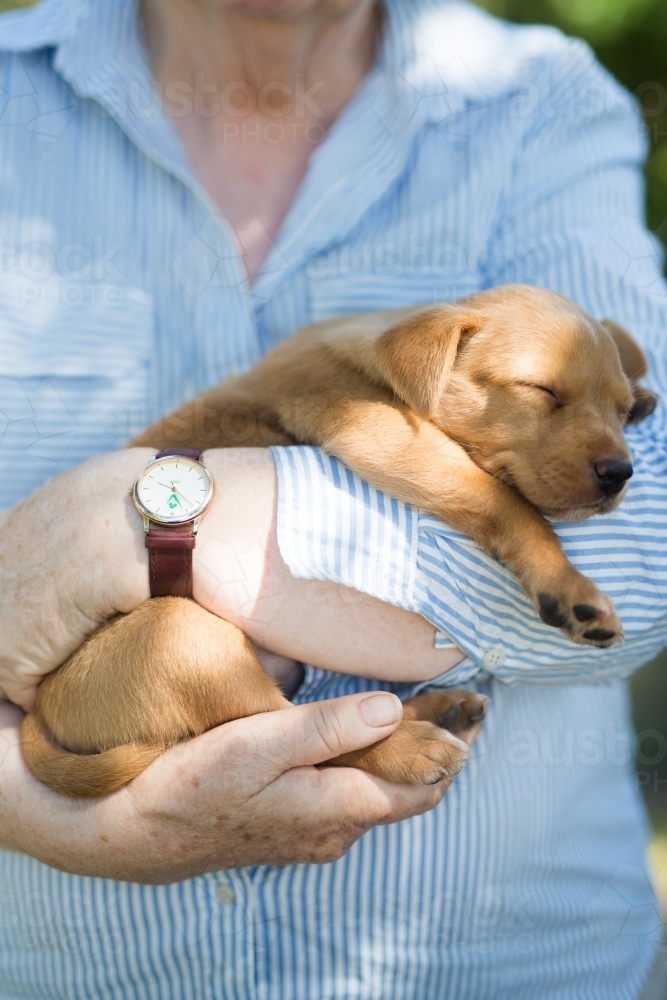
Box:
[2,0,667,900]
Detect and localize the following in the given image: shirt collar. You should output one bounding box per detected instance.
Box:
[1,0,496,128]
[1,0,192,181]
[0,0,88,50]
[378,0,499,125]
[0,0,498,300]
[53,0,192,178]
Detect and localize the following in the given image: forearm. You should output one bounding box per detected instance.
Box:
[197,449,464,682]
[0,701,242,883]
[1,445,460,716]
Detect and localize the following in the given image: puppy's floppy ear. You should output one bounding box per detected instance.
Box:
[375,307,482,416]
[601,318,648,380]
[600,319,658,423]
[628,384,658,424]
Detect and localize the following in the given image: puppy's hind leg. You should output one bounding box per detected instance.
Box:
[22,599,291,797]
[328,718,471,786]
[325,689,489,786]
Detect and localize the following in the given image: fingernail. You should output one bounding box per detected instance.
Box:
[360,693,403,727]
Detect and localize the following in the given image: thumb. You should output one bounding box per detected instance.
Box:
[240,692,404,776]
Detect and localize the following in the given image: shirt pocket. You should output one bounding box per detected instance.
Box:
[0,280,154,508]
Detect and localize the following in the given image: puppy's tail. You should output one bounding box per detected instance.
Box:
[20,713,162,798]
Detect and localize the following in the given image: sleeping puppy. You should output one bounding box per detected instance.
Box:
[21,285,657,797]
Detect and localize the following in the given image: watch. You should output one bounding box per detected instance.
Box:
[131,447,214,599]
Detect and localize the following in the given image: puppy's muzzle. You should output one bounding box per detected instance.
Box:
[593,458,633,496]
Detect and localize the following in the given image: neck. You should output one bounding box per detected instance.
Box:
[141,0,380,126]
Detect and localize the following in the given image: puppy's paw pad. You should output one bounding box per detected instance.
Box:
[447,692,489,730]
[572,603,599,622]
[406,690,490,733]
[538,592,570,629]
[582,627,616,642]
[439,703,462,728]
[569,587,622,647]
[464,696,490,726]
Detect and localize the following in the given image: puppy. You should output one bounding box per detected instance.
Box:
[21,285,656,797]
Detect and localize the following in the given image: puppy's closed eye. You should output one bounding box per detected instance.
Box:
[514,382,562,408]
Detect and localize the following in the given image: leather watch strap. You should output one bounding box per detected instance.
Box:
[154,447,202,461]
[146,524,197,598]
[146,448,203,599]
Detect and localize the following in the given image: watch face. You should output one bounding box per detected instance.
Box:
[133,456,213,525]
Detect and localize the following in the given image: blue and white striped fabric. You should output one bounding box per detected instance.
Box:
[272,431,667,687]
[0,0,666,997]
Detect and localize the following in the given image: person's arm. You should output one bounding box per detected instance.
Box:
[265,42,667,687]
[0,448,462,713]
[0,448,154,711]
[195,448,464,681]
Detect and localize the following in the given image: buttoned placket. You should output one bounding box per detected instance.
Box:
[43,3,463,997]
[50,9,262,1000]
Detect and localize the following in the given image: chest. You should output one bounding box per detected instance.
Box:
[169,110,319,280]
[0,60,517,506]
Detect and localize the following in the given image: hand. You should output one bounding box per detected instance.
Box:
[1,692,481,882]
[0,450,154,710]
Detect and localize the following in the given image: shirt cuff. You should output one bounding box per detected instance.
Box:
[271,445,419,612]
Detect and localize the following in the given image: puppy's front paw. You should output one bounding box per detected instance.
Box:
[536,572,622,647]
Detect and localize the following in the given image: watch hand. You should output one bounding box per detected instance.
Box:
[156,483,195,509]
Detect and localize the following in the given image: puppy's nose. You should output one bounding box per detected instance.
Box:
[593,458,633,496]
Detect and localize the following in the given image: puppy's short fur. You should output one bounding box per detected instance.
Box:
[21,285,656,797]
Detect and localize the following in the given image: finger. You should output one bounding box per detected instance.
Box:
[271,761,451,834]
[248,766,450,866]
[0,701,31,776]
[250,771,451,867]
[225,692,404,778]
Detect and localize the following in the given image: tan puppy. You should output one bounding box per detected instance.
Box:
[21,285,656,797]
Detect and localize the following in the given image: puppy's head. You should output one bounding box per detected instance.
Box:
[376,285,657,519]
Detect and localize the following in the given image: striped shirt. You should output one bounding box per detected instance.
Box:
[0,0,665,997]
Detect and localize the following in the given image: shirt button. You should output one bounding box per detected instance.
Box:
[482,647,506,669]
[215,882,236,906]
